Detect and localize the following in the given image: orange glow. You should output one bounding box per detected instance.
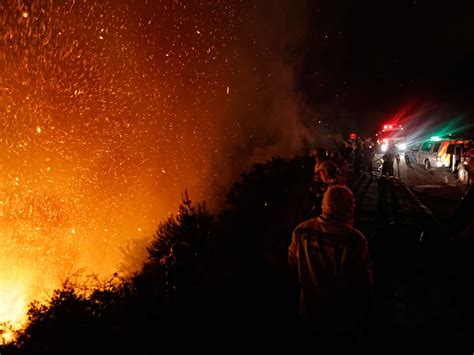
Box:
[0,0,244,339]
[0,279,28,343]
[0,0,309,341]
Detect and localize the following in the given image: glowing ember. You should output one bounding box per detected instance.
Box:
[0,0,249,337]
[0,0,310,340]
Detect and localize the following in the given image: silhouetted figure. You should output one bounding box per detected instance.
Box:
[452,159,474,240]
[336,134,352,162]
[382,142,398,177]
[309,148,329,214]
[362,139,374,174]
[318,160,345,189]
[404,147,416,167]
[310,160,345,217]
[330,150,349,183]
[312,147,329,171]
[467,157,474,186]
[352,139,364,176]
[288,185,374,349]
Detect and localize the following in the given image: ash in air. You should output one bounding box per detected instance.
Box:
[0,0,319,317]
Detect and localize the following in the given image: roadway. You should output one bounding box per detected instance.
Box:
[378,153,466,221]
[346,154,472,351]
[350,152,467,241]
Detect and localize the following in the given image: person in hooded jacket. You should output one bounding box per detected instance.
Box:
[288,185,375,342]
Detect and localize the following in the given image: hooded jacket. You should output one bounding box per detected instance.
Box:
[288,186,374,333]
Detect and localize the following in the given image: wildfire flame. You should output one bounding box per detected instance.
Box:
[0,279,28,343]
[0,0,306,342]
[0,0,246,341]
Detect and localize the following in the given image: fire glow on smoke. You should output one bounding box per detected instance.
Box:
[0,0,244,337]
[0,0,313,339]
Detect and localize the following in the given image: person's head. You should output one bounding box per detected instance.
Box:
[321,185,355,225]
[316,160,340,183]
[314,148,328,161]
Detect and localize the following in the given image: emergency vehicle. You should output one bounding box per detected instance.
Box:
[414,136,472,171]
[376,123,407,152]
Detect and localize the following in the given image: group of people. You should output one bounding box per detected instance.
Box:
[308,138,374,217]
[289,144,375,346]
[288,137,474,346]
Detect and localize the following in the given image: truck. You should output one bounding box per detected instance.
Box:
[375,123,407,153]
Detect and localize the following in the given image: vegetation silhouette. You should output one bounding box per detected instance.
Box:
[0,156,314,354]
[1,155,473,353]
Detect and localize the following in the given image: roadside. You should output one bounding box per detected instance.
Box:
[348,169,473,352]
[410,184,467,221]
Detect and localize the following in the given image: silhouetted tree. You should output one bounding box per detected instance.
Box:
[147,190,214,264]
[208,155,314,340]
[221,156,314,270]
[3,275,136,355]
[1,157,315,354]
[117,235,151,278]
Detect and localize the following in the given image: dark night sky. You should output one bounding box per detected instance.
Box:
[294,0,474,137]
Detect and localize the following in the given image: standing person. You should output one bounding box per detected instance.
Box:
[288,185,374,346]
[311,160,344,217]
[382,142,398,177]
[336,134,351,162]
[309,148,329,214]
[313,147,328,172]
[362,139,374,174]
[317,160,345,189]
[330,151,349,183]
[452,158,474,240]
[352,139,364,176]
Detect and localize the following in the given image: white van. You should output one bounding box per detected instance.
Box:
[415,138,471,171]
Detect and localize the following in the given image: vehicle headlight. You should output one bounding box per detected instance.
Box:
[381,143,388,152]
[398,143,407,150]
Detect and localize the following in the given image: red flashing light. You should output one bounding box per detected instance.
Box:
[383,123,403,130]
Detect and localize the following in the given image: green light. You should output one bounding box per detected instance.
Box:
[430,136,441,141]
